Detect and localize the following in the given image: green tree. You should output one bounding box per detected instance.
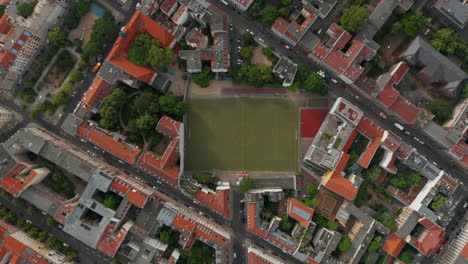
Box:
[102,193,122,211]
[193,67,214,88]
[463,83,468,98]
[147,45,172,69]
[193,173,217,187]
[48,27,69,47]
[69,70,83,82]
[100,88,128,129]
[338,235,352,251]
[430,28,467,56]
[391,21,403,35]
[431,193,447,211]
[131,92,159,116]
[27,206,38,215]
[304,72,328,95]
[129,33,155,65]
[407,172,422,186]
[28,227,40,238]
[305,184,318,199]
[52,90,70,106]
[368,235,384,253]
[280,216,293,232]
[262,48,273,57]
[45,236,57,249]
[37,231,48,242]
[295,64,311,84]
[400,12,427,37]
[0,5,5,17]
[240,46,254,60]
[260,208,273,220]
[17,1,36,18]
[429,98,453,124]
[365,166,382,181]
[340,6,368,33]
[236,64,273,87]
[136,113,158,134]
[46,216,56,226]
[261,5,280,27]
[56,51,75,70]
[327,221,338,231]
[12,198,25,207]
[239,177,255,192]
[244,33,256,46]
[66,251,77,262]
[82,41,100,59]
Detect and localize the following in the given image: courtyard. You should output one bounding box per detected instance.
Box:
[186,98,299,171]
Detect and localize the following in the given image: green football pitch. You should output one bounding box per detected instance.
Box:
[185,98,299,171]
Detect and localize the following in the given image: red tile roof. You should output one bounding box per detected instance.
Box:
[105,10,175,83]
[376,82,400,107]
[356,117,384,168]
[335,153,350,173]
[82,77,112,110]
[460,243,468,259]
[288,198,314,228]
[77,122,142,164]
[323,171,358,201]
[156,115,182,138]
[383,132,401,152]
[160,0,177,15]
[110,176,152,208]
[382,233,406,258]
[55,202,77,225]
[411,218,445,256]
[271,17,289,34]
[137,151,179,186]
[390,61,409,84]
[389,96,422,124]
[96,223,128,257]
[0,164,49,197]
[194,188,231,219]
[0,13,11,34]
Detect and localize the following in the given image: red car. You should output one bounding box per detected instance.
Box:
[339,84,346,89]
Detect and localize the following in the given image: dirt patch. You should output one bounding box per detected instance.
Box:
[68,13,98,45]
[167,57,187,96]
[251,46,273,66]
[45,68,69,91]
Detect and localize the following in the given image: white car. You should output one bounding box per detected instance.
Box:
[317,70,325,78]
[331,78,338,83]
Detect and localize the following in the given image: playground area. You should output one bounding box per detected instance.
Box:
[185,98,299,172]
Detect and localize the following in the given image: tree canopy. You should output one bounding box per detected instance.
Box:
[193,67,214,88]
[129,33,172,69]
[99,88,128,129]
[159,94,187,118]
[340,6,368,33]
[48,27,69,47]
[82,11,117,62]
[0,5,5,17]
[240,46,254,60]
[235,64,274,87]
[390,171,422,191]
[429,98,453,124]
[368,235,384,253]
[64,2,90,30]
[399,12,427,37]
[69,70,83,82]
[365,166,382,181]
[17,1,36,18]
[431,193,447,211]
[338,235,352,251]
[239,177,255,192]
[261,5,280,27]
[430,28,467,56]
[56,51,75,70]
[102,192,122,211]
[304,72,328,95]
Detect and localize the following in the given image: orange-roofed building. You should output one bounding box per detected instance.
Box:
[0,219,73,264]
[194,188,231,219]
[77,122,141,164]
[382,233,406,258]
[0,164,50,197]
[460,243,468,259]
[287,198,314,228]
[104,10,175,84]
[409,218,445,256]
[137,116,182,186]
[81,77,112,112]
[322,170,358,201]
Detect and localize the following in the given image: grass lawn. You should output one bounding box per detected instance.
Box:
[186,98,299,171]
